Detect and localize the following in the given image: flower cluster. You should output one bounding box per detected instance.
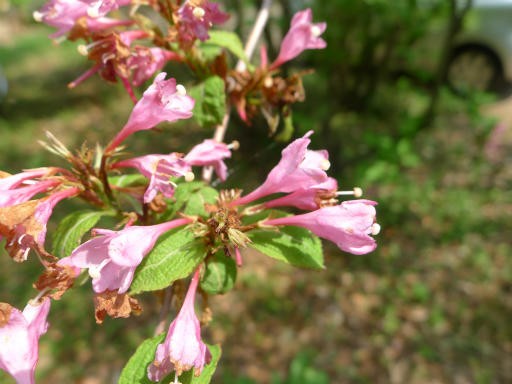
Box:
[0,4,382,384]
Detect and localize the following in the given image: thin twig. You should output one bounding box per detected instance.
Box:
[154,286,174,336]
[202,0,274,183]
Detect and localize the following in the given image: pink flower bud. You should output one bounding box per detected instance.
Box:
[184,139,233,181]
[0,298,51,384]
[107,73,195,152]
[148,268,211,381]
[270,8,326,69]
[58,218,192,293]
[0,180,60,208]
[264,200,379,255]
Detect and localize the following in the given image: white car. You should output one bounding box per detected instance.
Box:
[449,0,512,93]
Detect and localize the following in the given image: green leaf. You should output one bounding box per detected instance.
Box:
[248,226,324,269]
[179,344,222,384]
[52,210,113,257]
[130,228,207,294]
[189,76,226,128]
[164,181,218,219]
[108,174,147,188]
[200,251,237,294]
[118,333,165,384]
[204,31,249,65]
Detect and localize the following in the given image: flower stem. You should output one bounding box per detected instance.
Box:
[202,0,274,183]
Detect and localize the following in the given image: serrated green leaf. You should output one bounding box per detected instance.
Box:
[248,226,324,269]
[52,210,113,257]
[164,181,219,219]
[109,174,147,188]
[119,333,165,384]
[205,30,249,65]
[130,228,207,294]
[200,251,237,294]
[189,76,226,128]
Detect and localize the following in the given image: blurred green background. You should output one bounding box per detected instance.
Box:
[1,0,511,383]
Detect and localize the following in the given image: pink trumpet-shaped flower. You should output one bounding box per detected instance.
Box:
[177,1,229,43]
[0,298,51,384]
[58,218,192,293]
[264,200,380,255]
[148,267,211,381]
[107,73,195,152]
[33,0,132,38]
[113,154,193,203]
[263,177,338,211]
[0,180,60,208]
[1,187,79,262]
[270,8,326,70]
[234,130,330,206]
[184,139,233,181]
[0,168,52,191]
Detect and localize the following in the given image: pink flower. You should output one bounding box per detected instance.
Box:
[184,139,234,181]
[264,200,380,255]
[1,187,80,262]
[263,177,338,211]
[270,8,326,69]
[58,218,191,293]
[113,154,193,203]
[129,47,182,87]
[148,268,211,381]
[177,1,229,43]
[0,168,52,191]
[107,73,195,152]
[33,0,132,38]
[0,180,60,208]
[0,298,51,384]
[234,131,330,206]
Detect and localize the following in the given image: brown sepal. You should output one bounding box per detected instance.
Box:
[34,263,77,300]
[0,303,13,327]
[94,290,142,324]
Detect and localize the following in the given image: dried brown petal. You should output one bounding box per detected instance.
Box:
[93,290,142,324]
[34,264,77,300]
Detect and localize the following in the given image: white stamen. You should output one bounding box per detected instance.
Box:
[29,288,50,305]
[320,159,331,171]
[371,223,381,236]
[87,0,103,18]
[176,84,187,96]
[102,52,115,63]
[21,247,30,262]
[192,6,205,19]
[17,234,27,245]
[263,77,273,88]
[336,187,363,197]
[311,25,322,37]
[184,172,195,182]
[33,10,44,22]
[77,45,89,56]
[228,140,240,150]
[88,259,109,279]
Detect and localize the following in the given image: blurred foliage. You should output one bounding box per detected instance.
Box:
[0,0,511,383]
